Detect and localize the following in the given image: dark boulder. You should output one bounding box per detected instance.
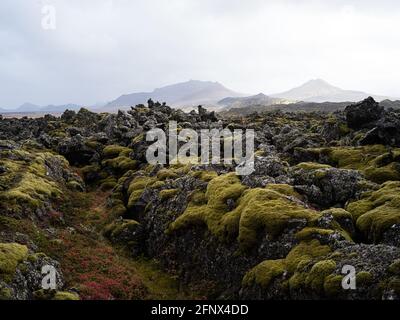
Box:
[58,134,99,165]
[198,105,218,122]
[359,112,400,147]
[291,166,364,208]
[345,97,384,129]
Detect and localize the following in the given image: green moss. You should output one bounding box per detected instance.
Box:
[102,156,137,172]
[170,163,194,175]
[357,204,400,241]
[388,260,400,275]
[167,173,247,242]
[328,145,388,170]
[168,175,320,250]
[347,181,400,241]
[357,271,373,286]
[27,252,47,263]
[157,169,179,180]
[0,152,63,213]
[132,133,145,144]
[288,258,339,295]
[34,289,80,300]
[319,208,354,236]
[295,162,332,170]
[243,240,331,289]
[372,150,400,169]
[364,162,400,184]
[286,240,331,272]
[0,287,12,300]
[144,164,156,174]
[99,177,117,191]
[288,267,309,291]
[84,139,102,150]
[53,291,80,300]
[190,170,218,182]
[127,176,157,208]
[338,123,351,136]
[242,259,285,288]
[80,164,100,180]
[254,150,266,157]
[67,180,83,191]
[206,173,248,211]
[49,130,67,138]
[167,173,245,233]
[323,274,343,297]
[233,187,318,250]
[103,145,132,159]
[159,189,179,201]
[265,184,302,198]
[104,220,139,240]
[346,199,374,221]
[0,243,29,282]
[0,216,25,232]
[322,208,352,221]
[189,190,208,205]
[387,278,400,294]
[305,260,336,293]
[110,203,127,218]
[151,181,166,189]
[295,227,335,241]
[299,145,400,184]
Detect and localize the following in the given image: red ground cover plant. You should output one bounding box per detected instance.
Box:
[60,233,147,300]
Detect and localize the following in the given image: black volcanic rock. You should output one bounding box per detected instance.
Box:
[359,112,400,147]
[58,134,99,165]
[345,97,384,129]
[291,166,364,208]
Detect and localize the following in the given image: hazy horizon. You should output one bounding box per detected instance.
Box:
[1,0,400,108]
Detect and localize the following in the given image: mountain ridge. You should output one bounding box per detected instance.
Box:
[103,80,244,111]
[272,79,391,102]
[2,79,398,114]
[218,93,293,110]
[0,103,82,114]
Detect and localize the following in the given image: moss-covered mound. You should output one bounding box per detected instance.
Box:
[0,148,81,217]
[167,173,329,250]
[103,219,141,245]
[242,239,331,290]
[101,145,137,175]
[295,145,400,184]
[0,243,29,282]
[125,165,193,209]
[346,181,400,242]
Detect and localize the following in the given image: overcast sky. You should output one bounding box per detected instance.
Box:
[1,0,400,108]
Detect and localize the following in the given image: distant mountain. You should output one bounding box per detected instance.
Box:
[380,99,400,110]
[104,80,244,110]
[0,103,82,114]
[218,93,292,110]
[40,104,82,113]
[15,103,41,112]
[2,79,397,116]
[272,79,391,103]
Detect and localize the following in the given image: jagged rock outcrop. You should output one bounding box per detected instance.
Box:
[290,164,364,208]
[0,243,72,300]
[345,97,384,130]
[359,112,400,147]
